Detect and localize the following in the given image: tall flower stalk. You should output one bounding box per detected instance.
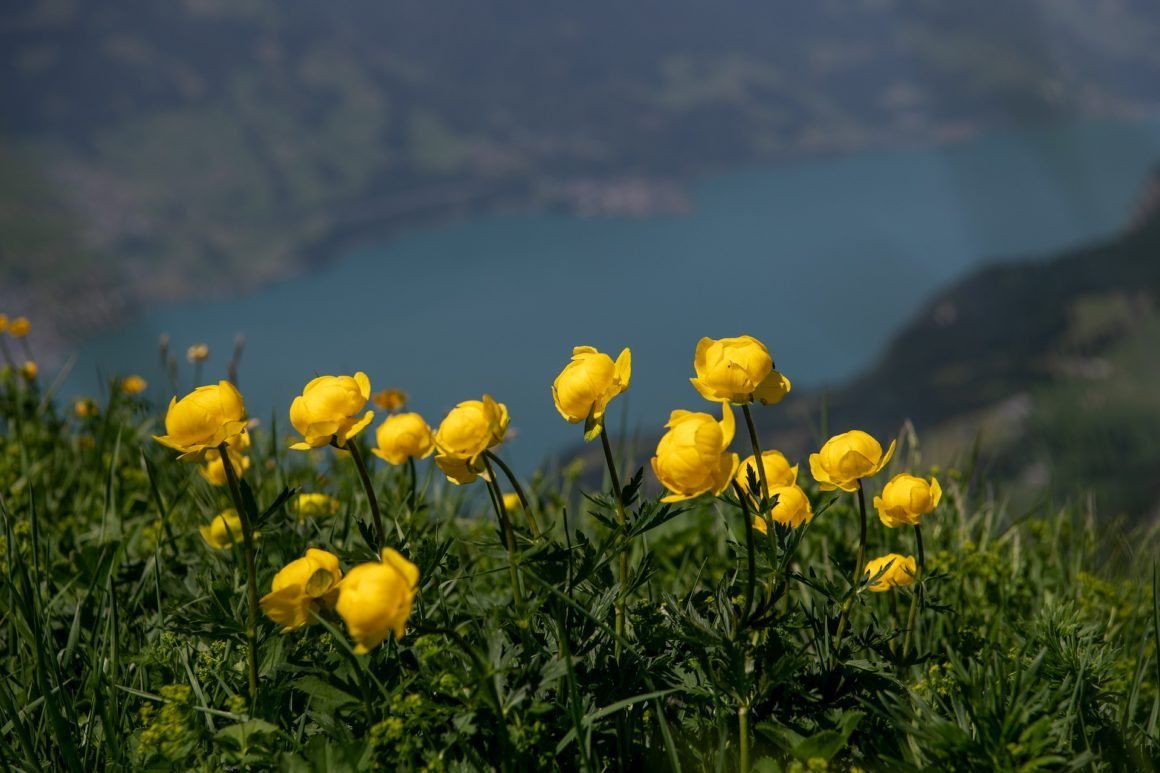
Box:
[218,444,260,704]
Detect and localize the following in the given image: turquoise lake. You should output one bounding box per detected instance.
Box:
[69,117,1160,472]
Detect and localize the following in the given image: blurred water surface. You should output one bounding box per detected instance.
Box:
[69,116,1160,471]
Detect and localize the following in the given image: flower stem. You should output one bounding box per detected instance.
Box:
[483,450,541,539]
[738,702,750,772]
[406,456,418,512]
[599,428,629,658]
[740,405,771,507]
[218,443,260,707]
[344,439,386,554]
[832,479,868,666]
[482,454,524,606]
[732,481,757,628]
[902,525,925,659]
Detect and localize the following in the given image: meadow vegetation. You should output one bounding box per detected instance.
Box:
[0,327,1157,771]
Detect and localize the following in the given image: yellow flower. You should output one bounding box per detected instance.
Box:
[186,343,209,363]
[121,375,148,395]
[20,361,38,381]
[199,509,246,549]
[8,317,30,338]
[433,395,509,484]
[864,553,916,592]
[289,372,374,450]
[259,548,343,632]
[335,548,420,653]
[874,473,942,528]
[199,435,251,486]
[0,314,7,333]
[153,381,248,461]
[690,335,791,405]
[752,484,814,532]
[552,345,631,438]
[735,450,798,496]
[294,492,341,519]
[74,398,99,418]
[809,430,896,492]
[651,404,739,503]
[372,388,408,412]
[372,412,435,465]
[502,492,521,511]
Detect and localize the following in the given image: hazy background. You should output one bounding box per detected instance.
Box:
[3,1,1160,517]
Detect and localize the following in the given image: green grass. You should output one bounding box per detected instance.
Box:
[1,369,1157,771]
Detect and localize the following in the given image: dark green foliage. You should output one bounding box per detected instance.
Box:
[0,370,1157,770]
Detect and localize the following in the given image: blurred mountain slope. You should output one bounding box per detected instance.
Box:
[3,0,1160,336]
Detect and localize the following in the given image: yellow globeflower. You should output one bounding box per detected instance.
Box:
[433,395,509,484]
[864,554,917,592]
[289,372,374,450]
[0,314,7,332]
[199,435,251,486]
[153,381,248,460]
[186,343,209,363]
[735,450,798,496]
[690,335,791,405]
[502,492,521,511]
[874,473,942,528]
[809,430,895,493]
[753,484,814,533]
[20,361,38,381]
[372,388,408,412]
[121,375,148,394]
[200,509,246,549]
[651,404,739,503]
[74,398,99,418]
[8,317,30,338]
[335,548,420,653]
[294,492,341,519]
[259,548,343,632]
[552,345,631,438]
[372,413,435,465]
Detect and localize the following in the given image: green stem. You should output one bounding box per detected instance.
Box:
[740,404,772,507]
[902,525,925,659]
[732,481,757,629]
[344,439,386,553]
[218,443,260,708]
[738,702,750,773]
[599,428,629,658]
[832,479,868,666]
[482,454,524,606]
[484,450,541,539]
[741,403,780,588]
[406,456,418,512]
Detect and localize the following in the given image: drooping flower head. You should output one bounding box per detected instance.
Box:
[121,375,148,395]
[810,430,895,492]
[735,450,798,497]
[372,412,435,465]
[289,372,374,450]
[372,388,408,412]
[864,554,916,592]
[690,335,791,405]
[335,548,420,653]
[199,435,251,486]
[433,395,509,484]
[200,509,248,549]
[259,548,343,632]
[651,404,739,502]
[153,381,248,461]
[8,317,30,338]
[874,473,941,528]
[552,346,631,439]
[293,492,341,520]
[752,484,814,532]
